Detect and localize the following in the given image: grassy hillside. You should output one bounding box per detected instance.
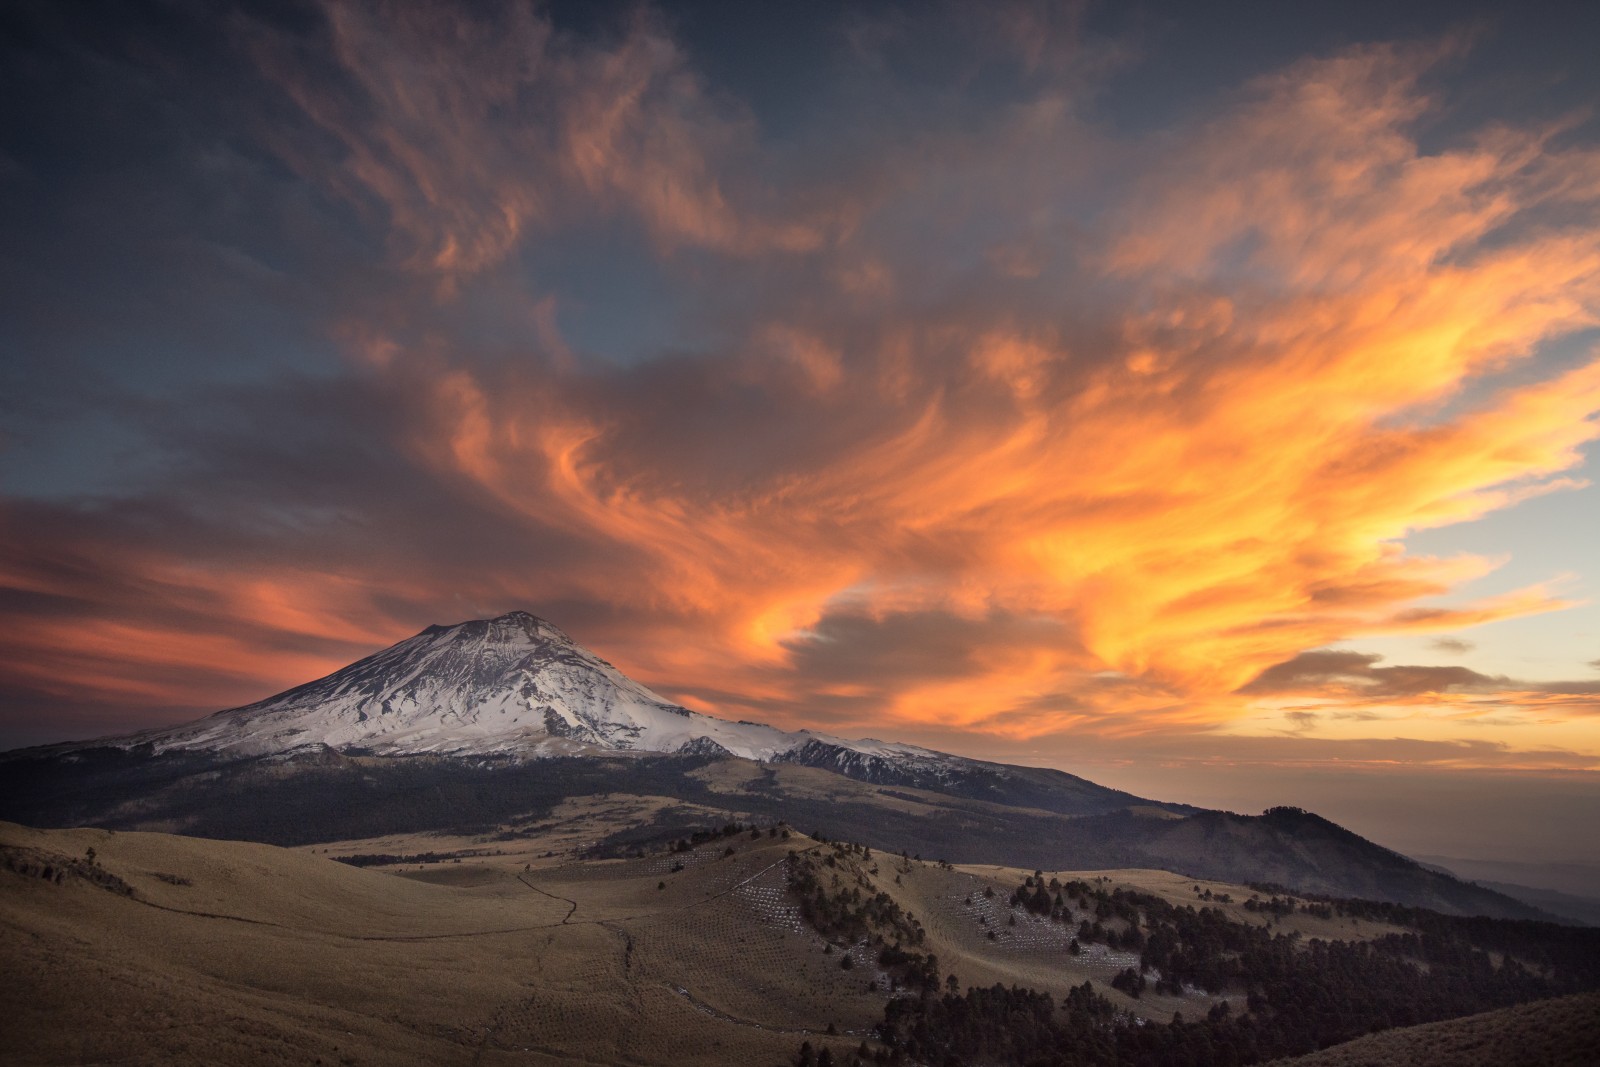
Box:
[1271,992,1600,1067]
[3,820,876,1066]
[6,817,1598,1066]
[0,818,1259,1065]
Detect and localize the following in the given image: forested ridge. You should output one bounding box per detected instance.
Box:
[791,845,1600,1067]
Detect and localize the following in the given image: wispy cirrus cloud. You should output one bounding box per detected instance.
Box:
[244,1,824,283]
[397,36,1600,740]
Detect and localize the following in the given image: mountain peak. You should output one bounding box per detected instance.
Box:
[50,611,948,773]
[488,608,555,629]
[421,610,573,646]
[117,609,809,761]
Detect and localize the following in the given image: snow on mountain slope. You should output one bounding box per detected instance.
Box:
[101,611,943,767]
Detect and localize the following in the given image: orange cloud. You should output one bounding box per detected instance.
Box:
[0,526,411,722]
[5,19,1600,766]
[392,40,1600,744]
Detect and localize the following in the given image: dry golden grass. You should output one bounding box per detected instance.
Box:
[1,822,886,1065]
[877,859,1235,1018]
[2,819,1555,1067]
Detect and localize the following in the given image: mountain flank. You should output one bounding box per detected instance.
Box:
[1270,991,1600,1067]
[0,611,1554,921]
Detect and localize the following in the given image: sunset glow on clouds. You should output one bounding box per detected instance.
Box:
[3,2,1600,779]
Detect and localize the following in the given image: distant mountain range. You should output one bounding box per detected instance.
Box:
[0,611,1563,922]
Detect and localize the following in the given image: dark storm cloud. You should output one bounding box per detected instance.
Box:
[1240,650,1505,698]
[778,610,1072,687]
[1283,709,1320,731]
[1241,650,1600,712]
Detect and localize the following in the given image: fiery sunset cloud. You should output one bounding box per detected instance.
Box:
[3,1,1600,785]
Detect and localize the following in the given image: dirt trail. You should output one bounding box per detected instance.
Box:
[515,871,579,923]
[113,883,574,942]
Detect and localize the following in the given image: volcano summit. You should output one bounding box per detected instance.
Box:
[0,612,1552,922]
[27,612,1006,790]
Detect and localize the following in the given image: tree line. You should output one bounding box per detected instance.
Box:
[792,856,1600,1066]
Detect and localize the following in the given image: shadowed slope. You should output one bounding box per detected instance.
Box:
[1271,991,1600,1067]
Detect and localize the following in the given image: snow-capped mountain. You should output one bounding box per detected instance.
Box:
[96,611,939,767]
[24,611,1155,816]
[0,611,1537,921]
